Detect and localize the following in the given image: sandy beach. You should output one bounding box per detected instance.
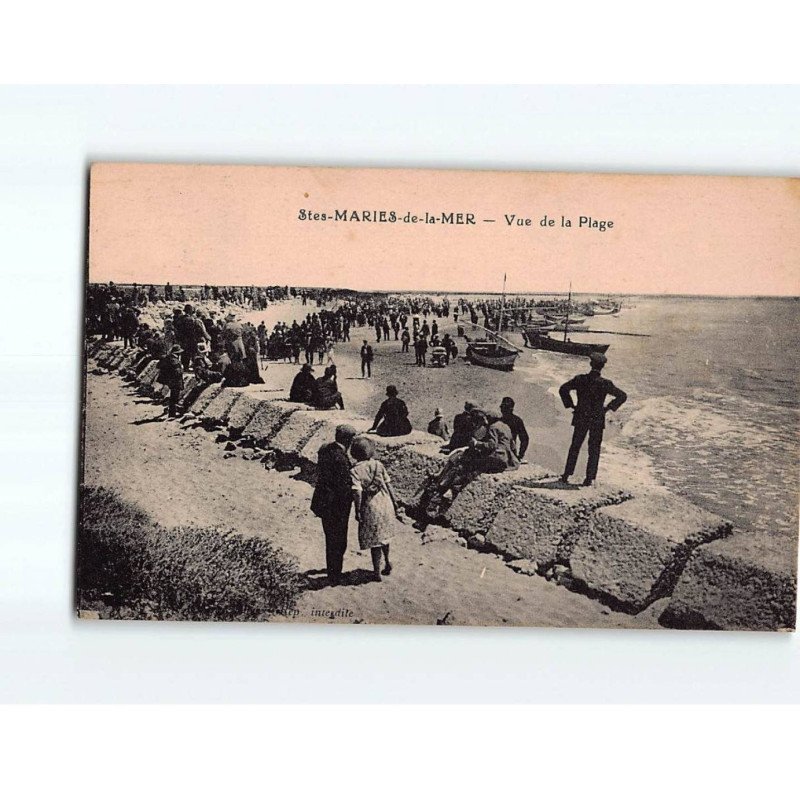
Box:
[82,298,670,628]
[240,301,660,493]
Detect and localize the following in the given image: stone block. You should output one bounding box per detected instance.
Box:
[116,350,142,372]
[485,482,632,568]
[569,490,732,613]
[226,392,264,434]
[137,360,160,387]
[201,387,243,427]
[420,525,464,546]
[177,375,198,405]
[660,532,797,631]
[107,350,128,369]
[87,340,107,358]
[360,430,445,460]
[380,442,449,508]
[96,347,119,368]
[507,559,539,576]
[241,400,306,448]
[443,464,554,538]
[189,383,225,414]
[268,410,329,454]
[133,354,154,375]
[102,350,118,367]
[298,412,370,464]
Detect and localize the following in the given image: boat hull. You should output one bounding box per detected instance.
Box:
[525,334,610,357]
[550,323,590,333]
[466,342,519,371]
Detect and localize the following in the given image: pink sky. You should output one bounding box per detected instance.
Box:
[89,163,799,296]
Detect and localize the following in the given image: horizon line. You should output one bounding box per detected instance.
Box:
[89,281,799,301]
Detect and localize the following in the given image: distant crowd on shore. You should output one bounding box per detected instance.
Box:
[88,281,628,588]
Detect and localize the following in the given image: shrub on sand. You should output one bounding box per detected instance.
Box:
[77,486,301,620]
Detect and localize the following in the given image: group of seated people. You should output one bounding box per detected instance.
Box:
[416,397,530,518]
[287,361,530,516]
[289,363,345,410]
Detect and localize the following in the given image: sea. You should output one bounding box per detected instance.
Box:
[509,294,799,541]
[245,289,798,541]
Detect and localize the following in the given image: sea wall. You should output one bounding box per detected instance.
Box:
[87,341,798,631]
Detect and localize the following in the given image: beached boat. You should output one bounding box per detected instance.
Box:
[550,322,590,333]
[523,314,555,332]
[546,314,586,325]
[525,332,610,357]
[592,296,622,315]
[465,338,521,370]
[465,274,523,370]
[524,282,610,357]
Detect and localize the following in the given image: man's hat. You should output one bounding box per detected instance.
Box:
[197,342,208,353]
[225,312,236,321]
[464,401,476,411]
[434,407,443,417]
[170,344,183,354]
[589,351,607,367]
[301,363,314,372]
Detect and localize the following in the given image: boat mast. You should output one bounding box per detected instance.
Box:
[499,272,507,338]
[564,281,571,342]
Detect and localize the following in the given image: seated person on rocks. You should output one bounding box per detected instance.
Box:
[192,342,223,385]
[313,364,345,410]
[221,351,251,388]
[443,400,478,452]
[415,408,518,518]
[289,363,317,403]
[427,407,450,441]
[499,396,529,464]
[368,385,412,437]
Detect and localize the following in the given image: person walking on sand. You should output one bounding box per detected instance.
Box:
[360,340,374,378]
[350,436,403,582]
[157,344,185,419]
[559,351,627,487]
[310,424,357,586]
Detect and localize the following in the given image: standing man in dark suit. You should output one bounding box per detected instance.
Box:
[360,340,374,378]
[310,424,357,585]
[559,352,627,486]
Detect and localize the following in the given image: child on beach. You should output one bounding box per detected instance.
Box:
[350,436,403,582]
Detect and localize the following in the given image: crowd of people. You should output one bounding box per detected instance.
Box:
[88,282,629,589]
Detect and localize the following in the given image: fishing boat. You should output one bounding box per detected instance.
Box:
[465,274,523,371]
[465,335,521,370]
[550,321,590,333]
[591,305,620,315]
[592,296,622,315]
[524,281,611,357]
[545,314,586,325]
[524,332,609,357]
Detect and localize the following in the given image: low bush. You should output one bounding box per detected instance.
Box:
[77,486,301,621]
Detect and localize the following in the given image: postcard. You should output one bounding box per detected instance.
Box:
[79,163,799,630]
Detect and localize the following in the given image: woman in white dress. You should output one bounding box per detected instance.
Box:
[349,436,403,581]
